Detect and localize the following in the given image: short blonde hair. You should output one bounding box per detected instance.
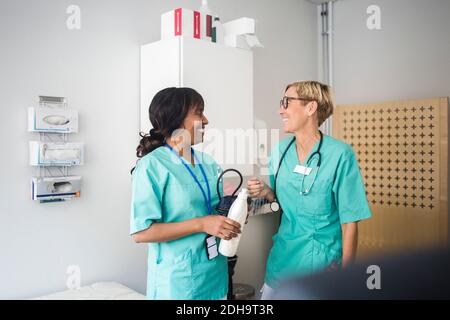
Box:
[285,80,334,127]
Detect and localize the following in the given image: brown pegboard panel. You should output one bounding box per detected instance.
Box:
[333,97,448,258]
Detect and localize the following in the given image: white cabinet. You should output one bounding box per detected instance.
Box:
[141,37,254,174]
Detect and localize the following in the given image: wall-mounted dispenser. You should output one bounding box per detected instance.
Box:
[31,176,81,202]
[28,96,84,203]
[29,141,84,166]
[28,106,78,133]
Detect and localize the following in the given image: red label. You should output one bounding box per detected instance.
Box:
[194,11,200,39]
[174,8,182,36]
[206,15,212,37]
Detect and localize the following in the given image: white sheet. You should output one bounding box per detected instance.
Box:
[32,282,146,300]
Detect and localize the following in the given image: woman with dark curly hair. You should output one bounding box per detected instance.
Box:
[130,87,241,300]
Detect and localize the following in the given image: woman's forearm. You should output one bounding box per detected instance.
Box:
[247,178,276,202]
[264,187,276,203]
[133,218,203,243]
[341,222,358,267]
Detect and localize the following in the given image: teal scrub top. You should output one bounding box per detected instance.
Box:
[130,146,228,300]
[265,134,372,287]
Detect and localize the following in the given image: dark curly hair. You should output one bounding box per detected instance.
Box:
[131,87,204,174]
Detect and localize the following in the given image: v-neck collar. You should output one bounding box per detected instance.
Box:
[163,145,199,169]
[292,135,322,166]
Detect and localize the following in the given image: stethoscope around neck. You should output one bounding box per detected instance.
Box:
[270,131,323,212]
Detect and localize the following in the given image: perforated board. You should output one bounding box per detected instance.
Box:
[333,97,448,257]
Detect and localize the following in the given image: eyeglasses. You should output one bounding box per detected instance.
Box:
[279,96,314,109]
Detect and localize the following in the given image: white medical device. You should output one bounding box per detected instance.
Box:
[28,95,84,203]
[31,176,81,202]
[29,141,84,166]
[28,107,78,133]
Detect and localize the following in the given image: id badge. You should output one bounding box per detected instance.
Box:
[205,235,218,260]
[294,165,312,176]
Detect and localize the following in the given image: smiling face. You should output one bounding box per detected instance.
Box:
[182,105,209,145]
[279,86,318,133]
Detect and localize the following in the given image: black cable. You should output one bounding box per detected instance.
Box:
[216,168,243,201]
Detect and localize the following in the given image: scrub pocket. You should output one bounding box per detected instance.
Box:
[311,238,341,272]
[300,177,333,215]
[191,254,228,300]
[154,250,194,299]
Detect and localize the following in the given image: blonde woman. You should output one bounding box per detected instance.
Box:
[247,81,372,299]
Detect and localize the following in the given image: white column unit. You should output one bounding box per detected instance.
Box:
[140,37,254,174]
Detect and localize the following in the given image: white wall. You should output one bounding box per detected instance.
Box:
[332,0,450,236]
[0,0,317,299]
[333,0,450,104]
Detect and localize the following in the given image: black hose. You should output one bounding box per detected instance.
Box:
[216,169,243,201]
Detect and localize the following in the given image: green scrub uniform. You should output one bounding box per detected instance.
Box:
[265,135,372,287]
[130,146,228,300]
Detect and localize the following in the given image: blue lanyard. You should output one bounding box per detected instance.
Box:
[165,144,212,215]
